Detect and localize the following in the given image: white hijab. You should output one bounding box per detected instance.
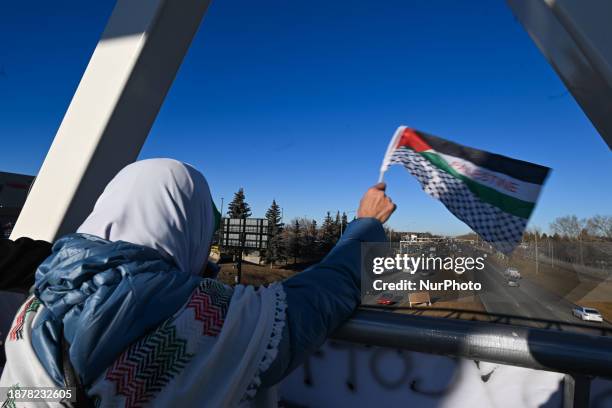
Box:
[78,158,215,276]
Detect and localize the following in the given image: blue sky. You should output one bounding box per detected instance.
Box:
[1,1,610,235]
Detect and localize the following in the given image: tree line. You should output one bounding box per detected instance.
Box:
[519,215,612,268]
[223,188,352,265]
[223,189,612,267]
[523,214,612,242]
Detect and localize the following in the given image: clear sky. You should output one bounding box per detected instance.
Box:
[1,1,610,235]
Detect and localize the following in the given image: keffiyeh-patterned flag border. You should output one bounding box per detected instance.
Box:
[380,126,550,254]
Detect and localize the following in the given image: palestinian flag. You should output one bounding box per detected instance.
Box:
[380,126,550,254]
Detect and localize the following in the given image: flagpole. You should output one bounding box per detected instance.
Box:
[378,126,406,183]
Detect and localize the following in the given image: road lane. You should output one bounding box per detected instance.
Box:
[361,243,612,335]
[474,258,612,332]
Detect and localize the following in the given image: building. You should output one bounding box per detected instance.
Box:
[0,171,35,238]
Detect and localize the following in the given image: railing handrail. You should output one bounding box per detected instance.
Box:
[332,309,612,379]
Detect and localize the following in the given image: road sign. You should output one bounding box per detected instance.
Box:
[218,218,269,250]
[218,217,270,284]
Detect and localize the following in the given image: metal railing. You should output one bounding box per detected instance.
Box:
[333,309,612,407]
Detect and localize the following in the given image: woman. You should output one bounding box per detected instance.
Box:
[0,158,395,407]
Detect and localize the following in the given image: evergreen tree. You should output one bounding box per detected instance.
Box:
[227,188,252,219]
[287,218,302,263]
[341,212,348,236]
[319,212,337,253]
[292,218,318,260]
[334,211,341,238]
[264,199,284,265]
[300,218,318,258]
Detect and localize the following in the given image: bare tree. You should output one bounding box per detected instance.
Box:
[549,215,584,238]
[586,215,612,239]
[297,218,318,258]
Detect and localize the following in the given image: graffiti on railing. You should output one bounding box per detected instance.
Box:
[288,340,612,407]
[302,341,461,397]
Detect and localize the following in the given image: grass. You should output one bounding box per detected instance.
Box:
[217,261,298,286]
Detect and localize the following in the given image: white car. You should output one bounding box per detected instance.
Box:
[504,267,521,280]
[504,267,521,286]
[573,306,604,323]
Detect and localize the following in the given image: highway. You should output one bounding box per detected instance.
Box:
[474,258,612,333]
[362,262,468,306]
[361,244,612,336]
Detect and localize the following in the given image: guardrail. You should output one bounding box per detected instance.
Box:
[332,309,612,407]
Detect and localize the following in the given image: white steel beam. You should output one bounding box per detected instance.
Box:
[10,0,212,241]
[507,0,612,150]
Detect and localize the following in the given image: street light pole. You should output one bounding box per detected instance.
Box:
[217,197,225,247]
[535,231,539,275]
[549,237,554,268]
